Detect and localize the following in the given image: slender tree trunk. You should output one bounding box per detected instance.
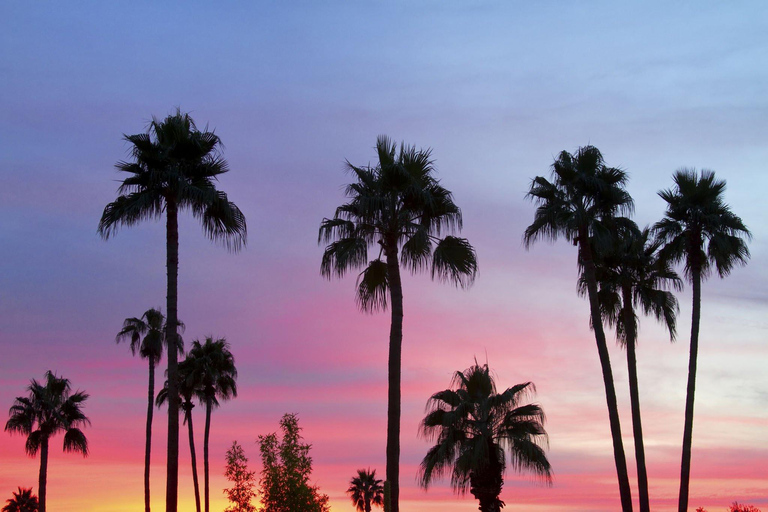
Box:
[622,289,650,512]
[384,243,403,512]
[678,263,701,512]
[145,355,155,512]
[579,230,633,512]
[166,200,180,512]
[185,404,202,512]
[204,399,212,512]
[38,435,49,512]
[469,447,504,512]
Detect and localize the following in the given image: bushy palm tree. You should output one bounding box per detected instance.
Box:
[524,145,634,511]
[579,221,681,512]
[185,337,238,512]
[653,169,751,512]
[4,372,89,512]
[2,487,39,512]
[418,362,551,512]
[347,469,384,512]
[319,136,478,512]
[98,110,246,512]
[116,308,183,512]
[157,361,202,512]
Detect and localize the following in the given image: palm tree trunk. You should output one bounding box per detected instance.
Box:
[186,404,202,512]
[678,264,701,512]
[622,290,650,512]
[580,231,633,512]
[166,199,180,512]
[385,243,403,512]
[145,356,155,512]
[38,435,49,512]
[204,399,212,512]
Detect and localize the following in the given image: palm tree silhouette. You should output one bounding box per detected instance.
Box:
[4,372,89,512]
[319,136,477,512]
[580,221,681,512]
[524,145,634,511]
[347,468,384,512]
[418,362,551,512]
[98,110,246,512]
[185,337,238,512]
[2,487,39,512]
[157,360,202,512]
[653,169,751,512]
[116,308,184,512]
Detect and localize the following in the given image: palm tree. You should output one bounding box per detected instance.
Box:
[319,136,478,512]
[524,145,634,511]
[347,468,385,512]
[185,337,238,512]
[2,487,39,512]
[418,362,551,512]
[580,221,682,512]
[653,169,751,512]
[116,308,180,512]
[4,371,89,512]
[98,109,247,512]
[157,361,202,512]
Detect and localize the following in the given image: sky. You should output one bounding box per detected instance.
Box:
[1,1,766,511]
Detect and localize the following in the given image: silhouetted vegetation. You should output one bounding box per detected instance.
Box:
[4,372,89,512]
[347,468,384,512]
[319,136,477,512]
[418,362,551,512]
[99,109,246,512]
[2,487,38,512]
[223,441,256,512]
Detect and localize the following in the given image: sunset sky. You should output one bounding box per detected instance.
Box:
[1,2,766,511]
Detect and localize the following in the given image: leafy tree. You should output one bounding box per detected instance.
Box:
[319,136,477,512]
[116,307,183,512]
[185,337,238,512]
[257,413,330,512]
[347,468,384,512]
[4,372,89,512]
[2,487,38,512]
[654,169,751,512]
[524,145,634,511]
[418,362,551,512]
[579,221,681,512]
[223,441,256,512]
[99,109,246,512]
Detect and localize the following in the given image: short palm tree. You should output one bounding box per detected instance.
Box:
[4,371,89,512]
[157,360,202,512]
[185,337,238,512]
[319,136,477,512]
[524,145,634,511]
[116,307,182,512]
[99,109,246,512]
[580,221,682,512]
[2,487,39,512]
[347,468,384,512]
[653,169,751,512]
[418,362,551,512]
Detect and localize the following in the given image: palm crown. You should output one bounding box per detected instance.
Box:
[319,135,477,310]
[419,363,551,512]
[347,469,384,512]
[2,487,39,512]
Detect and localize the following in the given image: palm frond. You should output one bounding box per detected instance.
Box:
[431,236,478,288]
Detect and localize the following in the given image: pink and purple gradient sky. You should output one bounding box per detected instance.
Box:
[1,2,766,511]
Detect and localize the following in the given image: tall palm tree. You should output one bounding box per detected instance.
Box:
[418,362,551,512]
[186,337,238,512]
[579,221,682,512]
[116,308,179,512]
[157,361,202,512]
[98,109,247,512]
[347,468,385,512]
[524,145,634,511]
[2,487,39,512]
[319,136,478,512]
[653,169,751,512]
[4,371,89,512]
